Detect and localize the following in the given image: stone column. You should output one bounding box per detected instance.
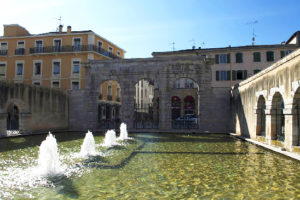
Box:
[0,113,7,136]
[264,108,272,145]
[120,81,135,130]
[86,73,98,131]
[283,106,293,151]
[159,86,172,130]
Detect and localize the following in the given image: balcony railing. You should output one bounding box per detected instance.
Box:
[15,48,25,55]
[107,95,112,101]
[0,50,7,56]
[29,45,120,59]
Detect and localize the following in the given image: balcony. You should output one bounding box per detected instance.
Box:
[0,50,7,56]
[107,95,112,101]
[15,48,25,55]
[29,45,120,59]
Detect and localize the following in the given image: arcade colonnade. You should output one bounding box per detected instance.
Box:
[233,49,300,152]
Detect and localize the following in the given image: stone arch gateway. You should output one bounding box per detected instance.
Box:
[69,56,233,133]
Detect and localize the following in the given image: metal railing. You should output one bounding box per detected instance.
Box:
[15,48,25,55]
[0,50,8,56]
[134,121,159,129]
[172,120,199,129]
[97,120,121,130]
[29,45,120,59]
[107,95,112,101]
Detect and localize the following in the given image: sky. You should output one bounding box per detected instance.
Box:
[1,0,300,58]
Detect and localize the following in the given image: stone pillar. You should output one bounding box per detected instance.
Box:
[120,82,135,130]
[265,108,272,145]
[0,113,7,136]
[284,106,293,151]
[159,87,172,130]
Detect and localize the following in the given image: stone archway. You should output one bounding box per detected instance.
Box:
[6,103,19,131]
[271,92,285,141]
[256,95,266,137]
[292,87,300,146]
[97,79,122,130]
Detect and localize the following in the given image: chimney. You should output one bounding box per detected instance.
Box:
[67,26,71,33]
[59,25,63,33]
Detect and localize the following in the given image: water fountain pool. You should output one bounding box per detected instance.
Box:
[0,131,300,199]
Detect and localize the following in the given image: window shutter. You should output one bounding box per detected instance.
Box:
[227,53,231,63]
[243,70,248,79]
[215,54,219,64]
[216,71,219,81]
[232,70,237,80]
[280,51,285,58]
[227,70,231,80]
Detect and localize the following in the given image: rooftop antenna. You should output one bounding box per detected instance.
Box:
[189,39,195,49]
[170,42,175,51]
[55,16,63,32]
[247,20,258,45]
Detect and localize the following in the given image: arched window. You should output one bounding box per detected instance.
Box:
[171,96,181,120]
[292,88,300,146]
[256,96,266,137]
[184,96,195,115]
[271,92,285,141]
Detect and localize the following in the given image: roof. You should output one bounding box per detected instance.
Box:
[152,44,298,56]
[286,31,300,44]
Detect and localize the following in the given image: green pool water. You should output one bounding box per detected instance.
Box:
[0,132,300,199]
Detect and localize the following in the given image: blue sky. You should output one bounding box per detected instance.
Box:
[1,0,299,58]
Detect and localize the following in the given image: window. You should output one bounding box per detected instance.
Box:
[0,63,6,77]
[253,69,261,74]
[0,42,7,50]
[280,50,293,58]
[253,52,261,62]
[54,39,61,52]
[108,85,112,96]
[108,46,113,52]
[216,70,231,81]
[17,41,25,48]
[117,88,120,98]
[35,40,43,52]
[117,51,121,56]
[266,51,274,62]
[16,41,25,55]
[53,61,60,75]
[186,79,194,88]
[52,81,60,88]
[72,61,80,74]
[33,82,40,86]
[235,53,243,63]
[232,70,247,80]
[16,63,23,75]
[73,38,81,51]
[72,81,79,90]
[34,62,41,75]
[215,54,230,64]
[98,41,103,48]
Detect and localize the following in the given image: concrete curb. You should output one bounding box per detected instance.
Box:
[229,133,300,161]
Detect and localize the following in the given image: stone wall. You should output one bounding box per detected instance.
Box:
[0,82,68,136]
[232,48,300,152]
[69,56,234,133]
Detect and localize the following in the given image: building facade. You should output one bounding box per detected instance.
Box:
[152,33,299,88]
[0,24,125,90]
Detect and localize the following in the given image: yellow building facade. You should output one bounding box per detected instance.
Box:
[0,24,125,90]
